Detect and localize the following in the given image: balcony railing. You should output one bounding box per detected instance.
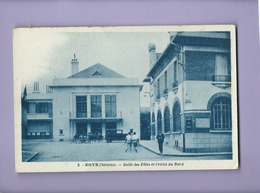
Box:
[213,75,231,82]
[70,111,123,119]
[27,113,52,120]
[76,113,87,118]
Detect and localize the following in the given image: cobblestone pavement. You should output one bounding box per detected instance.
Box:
[22,140,231,162]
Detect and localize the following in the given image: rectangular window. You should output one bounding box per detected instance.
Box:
[157,79,160,99]
[91,95,102,117]
[174,61,177,83]
[105,95,117,117]
[59,129,63,135]
[37,103,49,113]
[28,103,36,113]
[76,96,87,118]
[164,71,168,95]
[33,82,39,92]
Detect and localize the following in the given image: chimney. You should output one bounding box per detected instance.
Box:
[148,43,157,69]
[71,54,79,75]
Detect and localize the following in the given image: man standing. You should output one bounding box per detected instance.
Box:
[156,131,165,154]
[131,132,139,153]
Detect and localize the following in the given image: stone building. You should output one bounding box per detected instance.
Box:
[24,55,141,141]
[144,32,233,153]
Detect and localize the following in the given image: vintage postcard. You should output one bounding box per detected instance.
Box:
[14,25,238,172]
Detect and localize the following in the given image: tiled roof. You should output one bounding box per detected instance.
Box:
[69,63,125,78]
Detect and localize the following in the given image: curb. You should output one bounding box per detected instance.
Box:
[25,152,40,162]
[140,144,232,157]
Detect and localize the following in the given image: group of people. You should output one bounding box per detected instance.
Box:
[124,131,165,154]
[124,132,139,153]
[73,133,103,144]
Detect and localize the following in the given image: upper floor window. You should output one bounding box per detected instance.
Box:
[214,53,230,82]
[76,96,87,118]
[37,103,49,113]
[105,95,117,117]
[33,82,39,92]
[28,102,52,114]
[164,71,168,94]
[172,61,178,88]
[91,95,102,117]
[157,79,160,99]
[28,103,36,113]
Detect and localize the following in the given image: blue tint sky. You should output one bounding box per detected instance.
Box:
[14,28,170,106]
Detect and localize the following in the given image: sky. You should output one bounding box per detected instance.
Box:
[14,28,170,106]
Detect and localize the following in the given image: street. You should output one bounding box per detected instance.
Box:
[22,140,231,162]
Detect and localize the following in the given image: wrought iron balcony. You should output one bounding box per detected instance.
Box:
[213,75,231,82]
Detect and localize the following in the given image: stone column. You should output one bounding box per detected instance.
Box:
[102,95,106,118]
[169,115,173,132]
[87,122,91,134]
[87,95,91,118]
[102,122,106,136]
[161,119,165,133]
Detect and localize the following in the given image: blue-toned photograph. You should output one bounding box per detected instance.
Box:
[14,26,238,171]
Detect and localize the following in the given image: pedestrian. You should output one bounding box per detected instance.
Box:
[125,132,132,152]
[156,131,165,154]
[131,132,139,153]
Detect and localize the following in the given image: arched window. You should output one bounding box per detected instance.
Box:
[151,112,155,136]
[157,110,162,133]
[164,106,170,133]
[173,102,181,132]
[211,97,231,130]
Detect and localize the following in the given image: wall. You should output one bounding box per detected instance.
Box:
[52,85,140,141]
[184,132,232,153]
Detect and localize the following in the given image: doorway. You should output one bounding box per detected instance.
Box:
[76,122,87,136]
[91,122,102,135]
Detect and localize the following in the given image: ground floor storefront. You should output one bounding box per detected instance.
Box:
[25,120,53,139]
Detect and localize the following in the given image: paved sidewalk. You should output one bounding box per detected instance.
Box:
[140,140,232,157]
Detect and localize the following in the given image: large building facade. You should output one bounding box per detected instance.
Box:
[23,56,141,141]
[145,32,233,153]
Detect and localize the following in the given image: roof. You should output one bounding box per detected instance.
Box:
[69,63,125,78]
[147,32,230,78]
